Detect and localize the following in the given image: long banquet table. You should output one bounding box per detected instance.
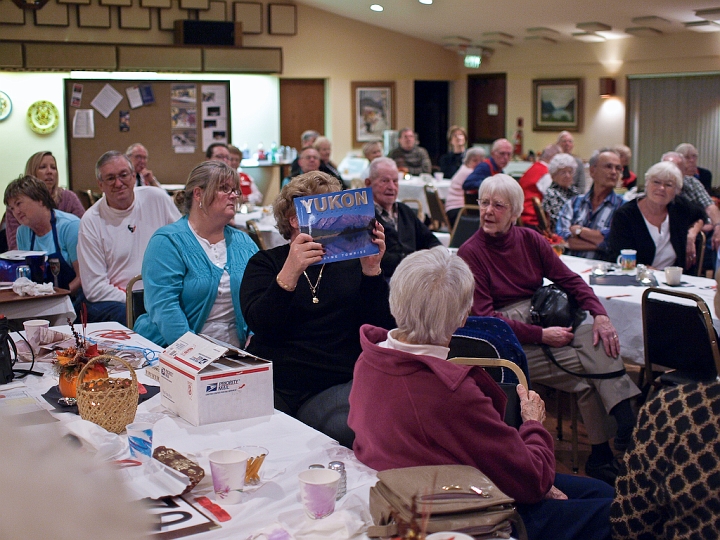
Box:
[1,322,378,539]
[560,255,719,366]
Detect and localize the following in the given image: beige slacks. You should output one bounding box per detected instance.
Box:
[498,299,641,445]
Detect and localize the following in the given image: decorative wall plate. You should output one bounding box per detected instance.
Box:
[27,100,59,134]
[0,91,11,121]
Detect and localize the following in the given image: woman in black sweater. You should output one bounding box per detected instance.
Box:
[240,172,394,447]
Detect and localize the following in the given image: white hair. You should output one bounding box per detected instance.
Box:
[478,174,524,218]
[464,146,486,165]
[549,153,578,176]
[390,247,474,346]
[645,161,683,190]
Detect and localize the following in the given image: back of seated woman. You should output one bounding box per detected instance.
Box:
[349,246,614,540]
[608,161,705,272]
[134,161,258,347]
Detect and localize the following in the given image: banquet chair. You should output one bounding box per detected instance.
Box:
[694,231,706,277]
[400,198,424,221]
[449,205,479,248]
[125,274,145,329]
[531,197,552,236]
[423,185,451,232]
[642,287,720,397]
[245,219,267,250]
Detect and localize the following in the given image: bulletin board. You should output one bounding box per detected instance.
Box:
[64,79,231,192]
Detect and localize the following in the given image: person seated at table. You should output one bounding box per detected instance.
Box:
[5,151,85,251]
[359,141,384,180]
[445,146,486,227]
[388,128,432,176]
[240,171,394,447]
[366,157,440,278]
[3,175,81,294]
[228,144,263,205]
[613,144,636,190]
[205,142,231,164]
[77,151,181,325]
[458,174,640,485]
[463,138,513,196]
[126,143,161,188]
[282,147,321,186]
[556,148,625,261]
[349,247,614,540]
[542,153,579,230]
[438,125,467,179]
[676,142,712,194]
[611,380,720,539]
[520,144,560,229]
[313,136,343,183]
[608,161,705,273]
[134,161,258,347]
[290,130,320,178]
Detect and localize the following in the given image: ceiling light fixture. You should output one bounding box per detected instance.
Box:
[695,8,720,22]
[624,27,663,37]
[572,32,606,43]
[524,36,557,44]
[370,4,383,11]
[631,16,670,26]
[576,21,611,32]
[685,20,720,32]
[418,0,432,4]
[527,27,561,36]
[482,31,514,40]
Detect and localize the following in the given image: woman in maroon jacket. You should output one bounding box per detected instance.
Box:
[349,247,613,540]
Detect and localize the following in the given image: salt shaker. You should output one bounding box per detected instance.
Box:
[328,461,346,500]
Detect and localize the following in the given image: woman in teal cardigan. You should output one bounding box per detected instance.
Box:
[134,161,258,347]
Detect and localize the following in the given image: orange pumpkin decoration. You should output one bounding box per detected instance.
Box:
[58,362,108,398]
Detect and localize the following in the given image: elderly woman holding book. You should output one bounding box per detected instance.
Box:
[240,171,394,447]
[349,247,614,540]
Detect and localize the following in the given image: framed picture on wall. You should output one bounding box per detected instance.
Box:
[351,81,395,146]
[532,78,583,132]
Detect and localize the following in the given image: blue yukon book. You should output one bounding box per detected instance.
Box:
[294,187,379,264]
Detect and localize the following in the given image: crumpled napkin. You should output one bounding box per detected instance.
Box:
[277,494,372,539]
[16,328,72,361]
[12,277,54,296]
[64,417,127,461]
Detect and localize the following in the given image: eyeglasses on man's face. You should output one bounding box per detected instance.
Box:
[100,170,133,184]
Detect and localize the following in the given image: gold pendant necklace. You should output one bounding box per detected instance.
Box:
[303,263,325,304]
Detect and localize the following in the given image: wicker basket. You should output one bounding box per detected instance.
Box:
[76,355,139,434]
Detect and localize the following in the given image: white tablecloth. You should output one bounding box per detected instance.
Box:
[234,208,287,249]
[560,255,719,365]
[398,177,452,219]
[2,322,378,539]
[1,292,75,325]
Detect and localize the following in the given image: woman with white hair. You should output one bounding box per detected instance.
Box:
[542,153,579,229]
[608,161,705,272]
[349,246,614,540]
[313,136,343,182]
[457,174,640,485]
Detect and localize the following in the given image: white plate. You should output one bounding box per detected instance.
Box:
[0,250,47,261]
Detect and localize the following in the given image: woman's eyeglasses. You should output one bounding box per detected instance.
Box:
[478,199,510,212]
[218,184,240,196]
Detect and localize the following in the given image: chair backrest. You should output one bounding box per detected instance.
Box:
[531,197,551,236]
[125,274,145,329]
[423,185,450,231]
[75,190,92,210]
[400,198,424,221]
[245,219,267,250]
[449,205,479,248]
[642,287,720,387]
[695,230,706,277]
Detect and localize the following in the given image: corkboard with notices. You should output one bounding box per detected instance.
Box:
[64,78,231,192]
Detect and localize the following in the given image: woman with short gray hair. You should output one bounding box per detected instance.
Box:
[543,153,579,229]
[349,246,614,540]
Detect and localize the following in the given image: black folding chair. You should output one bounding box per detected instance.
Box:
[449,205,479,248]
[125,274,145,329]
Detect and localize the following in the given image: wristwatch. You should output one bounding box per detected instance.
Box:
[572,226,582,237]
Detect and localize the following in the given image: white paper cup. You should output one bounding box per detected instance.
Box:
[434,172,444,182]
[664,266,682,286]
[23,319,49,354]
[127,422,154,462]
[209,449,249,504]
[298,468,341,519]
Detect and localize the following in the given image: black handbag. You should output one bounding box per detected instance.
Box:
[530,285,625,380]
[0,316,42,384]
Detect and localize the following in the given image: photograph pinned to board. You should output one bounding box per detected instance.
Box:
[171,107,197,129]
[90,83,123,119]
[72,109,95,138]
[139,84,155,105]
[171,83,197,105]
[120,110,129,132]
[201,84,227,151]
[125,86,144,109]
[172,129,197,154]
[70,83,83,108]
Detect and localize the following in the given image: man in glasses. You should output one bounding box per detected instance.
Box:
[557,148,625,260]
[126,143,160,187]
[77,151,181,324]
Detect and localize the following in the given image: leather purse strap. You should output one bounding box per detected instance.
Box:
[541,345,626,380]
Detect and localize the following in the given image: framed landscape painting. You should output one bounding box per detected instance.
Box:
[532,78,583,132]
[351,81,395,146]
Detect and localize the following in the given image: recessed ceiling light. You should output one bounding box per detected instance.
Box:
[572,32,606,43]
[370,4,383,11]
[685,20,720,32]
[418,0,432,4]
[576,21,612,32]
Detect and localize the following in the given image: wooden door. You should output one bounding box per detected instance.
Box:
[467,74,506,144]
[279,79,325,149]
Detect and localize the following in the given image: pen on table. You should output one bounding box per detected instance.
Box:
[605,294,631,299]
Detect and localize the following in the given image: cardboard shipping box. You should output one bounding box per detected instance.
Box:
[159,332,273,426]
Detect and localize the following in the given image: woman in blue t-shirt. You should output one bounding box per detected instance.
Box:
[3,175,81,293]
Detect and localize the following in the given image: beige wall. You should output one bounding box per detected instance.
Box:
[460,31,720,162]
